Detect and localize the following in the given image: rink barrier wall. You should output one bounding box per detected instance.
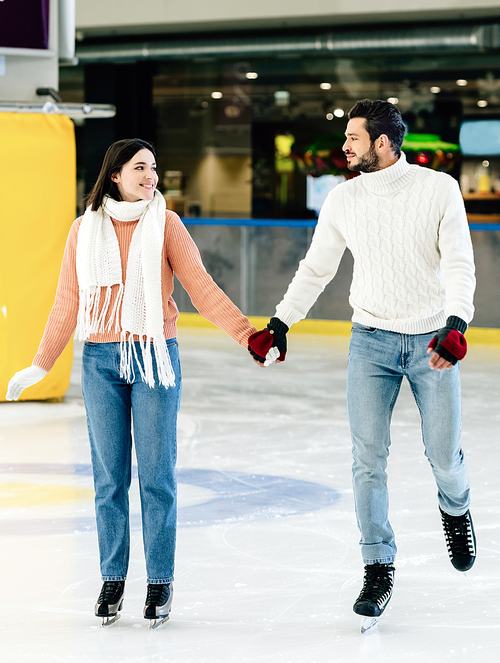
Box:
[181,218,500,232]
[177,313,500,346]
[179,217,500,330]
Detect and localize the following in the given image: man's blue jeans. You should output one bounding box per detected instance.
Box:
[81,339,182,584]
[347,323,470,565]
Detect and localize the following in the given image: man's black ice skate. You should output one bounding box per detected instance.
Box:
[144,583,173,629]
[95,580,125,626]
[440,507,476,572]
[353,563,395,633]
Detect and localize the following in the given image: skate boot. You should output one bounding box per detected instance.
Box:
[440,507,476,572]
[95,580,125,626]
[353,563,395,633]
[144,582,173,629]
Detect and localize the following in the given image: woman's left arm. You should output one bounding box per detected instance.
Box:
[165,213,257,346]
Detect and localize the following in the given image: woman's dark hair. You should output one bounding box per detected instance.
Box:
[348,99,406,156]
[86,138,157,211]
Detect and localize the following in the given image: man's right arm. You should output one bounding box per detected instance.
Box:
[275,189,347,328]
[248,190,347,366]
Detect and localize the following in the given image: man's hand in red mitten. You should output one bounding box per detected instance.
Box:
[427,316,467,371]
[248,317,289,367]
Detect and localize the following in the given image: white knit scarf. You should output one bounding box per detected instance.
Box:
[75,190,175,389]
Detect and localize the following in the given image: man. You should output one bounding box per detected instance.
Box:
[249,99,476,630]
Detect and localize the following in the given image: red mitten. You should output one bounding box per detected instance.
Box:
[428,317,468,365]
[248,318,289,363]
[248,329,274,363]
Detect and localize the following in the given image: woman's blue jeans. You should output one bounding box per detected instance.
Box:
[347,323,470,565]
[81,339,182,584]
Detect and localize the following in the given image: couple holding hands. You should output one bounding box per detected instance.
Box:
[7,99,476,631]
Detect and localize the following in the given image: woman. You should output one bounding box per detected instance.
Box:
[6,138,257,627]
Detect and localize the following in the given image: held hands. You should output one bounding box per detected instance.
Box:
[427,316,467,371]
[6,366,48,401]
[248,317,289,367]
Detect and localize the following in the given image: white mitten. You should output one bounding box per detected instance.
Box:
[6,366,48,401]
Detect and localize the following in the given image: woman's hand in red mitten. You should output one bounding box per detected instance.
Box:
[248,318,289,367]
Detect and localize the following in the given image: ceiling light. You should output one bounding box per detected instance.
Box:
[477,99,488,107]
[387,97,399,104]
[326,113,334,120]
[246,72,258,80]
[333,108,345,118]
[211,91,223,99]
[430,86,441,94]
[320,83,332,90]
[456,79,468,86]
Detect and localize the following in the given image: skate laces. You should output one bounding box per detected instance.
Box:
[146,583,170,606]
[441,510,475,556]
[358,564,394,605]
[98,581,124,604]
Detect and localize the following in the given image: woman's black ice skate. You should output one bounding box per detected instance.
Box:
[353,563,395,633]
[95,580,125,626]
[440,507,476,572]
[144,583,173,629]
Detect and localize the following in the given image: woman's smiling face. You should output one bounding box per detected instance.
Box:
[111,148,159,202]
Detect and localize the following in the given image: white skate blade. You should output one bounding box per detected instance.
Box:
[148,614,170,630]
[360,616,379,633]
[101,613,121,627]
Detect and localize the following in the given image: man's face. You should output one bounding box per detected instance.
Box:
[342,117,381,173]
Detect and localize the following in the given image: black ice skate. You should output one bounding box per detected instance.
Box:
[144,582,173,629]
[353,563,395,633]
[95,580,125,626]
[440,507,476,572]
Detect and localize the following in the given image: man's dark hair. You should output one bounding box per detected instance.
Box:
[348,99,406,156]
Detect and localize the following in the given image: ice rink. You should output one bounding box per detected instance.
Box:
[1,329,499,663]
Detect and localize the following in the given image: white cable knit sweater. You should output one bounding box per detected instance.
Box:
[275,153,475,334]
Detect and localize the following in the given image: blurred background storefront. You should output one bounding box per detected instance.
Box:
[60,2,500,326]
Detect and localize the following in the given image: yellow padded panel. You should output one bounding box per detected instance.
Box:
[0,113,76,401]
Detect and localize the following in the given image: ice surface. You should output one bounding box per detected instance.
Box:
[0,331,499,662]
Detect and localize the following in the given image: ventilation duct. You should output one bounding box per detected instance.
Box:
[76,24,500,63]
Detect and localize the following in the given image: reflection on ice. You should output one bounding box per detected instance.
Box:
[0,464,340,534]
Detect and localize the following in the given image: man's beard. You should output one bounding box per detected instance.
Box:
[347,142,380,173]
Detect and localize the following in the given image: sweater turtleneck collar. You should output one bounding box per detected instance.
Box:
[359,151,414,194]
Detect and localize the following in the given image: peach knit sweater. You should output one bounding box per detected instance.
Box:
[33,210,256,372]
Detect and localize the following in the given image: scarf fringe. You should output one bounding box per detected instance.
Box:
[106,283,124,333]
[75,285,124,341]
[119,332,176,388]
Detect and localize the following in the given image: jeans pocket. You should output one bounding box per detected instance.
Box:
[352,323,377,333]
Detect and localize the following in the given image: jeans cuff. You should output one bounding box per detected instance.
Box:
[363,557,395,565]
[147,577,174,585]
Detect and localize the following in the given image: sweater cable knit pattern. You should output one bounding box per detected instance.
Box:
[275,152,475,334]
